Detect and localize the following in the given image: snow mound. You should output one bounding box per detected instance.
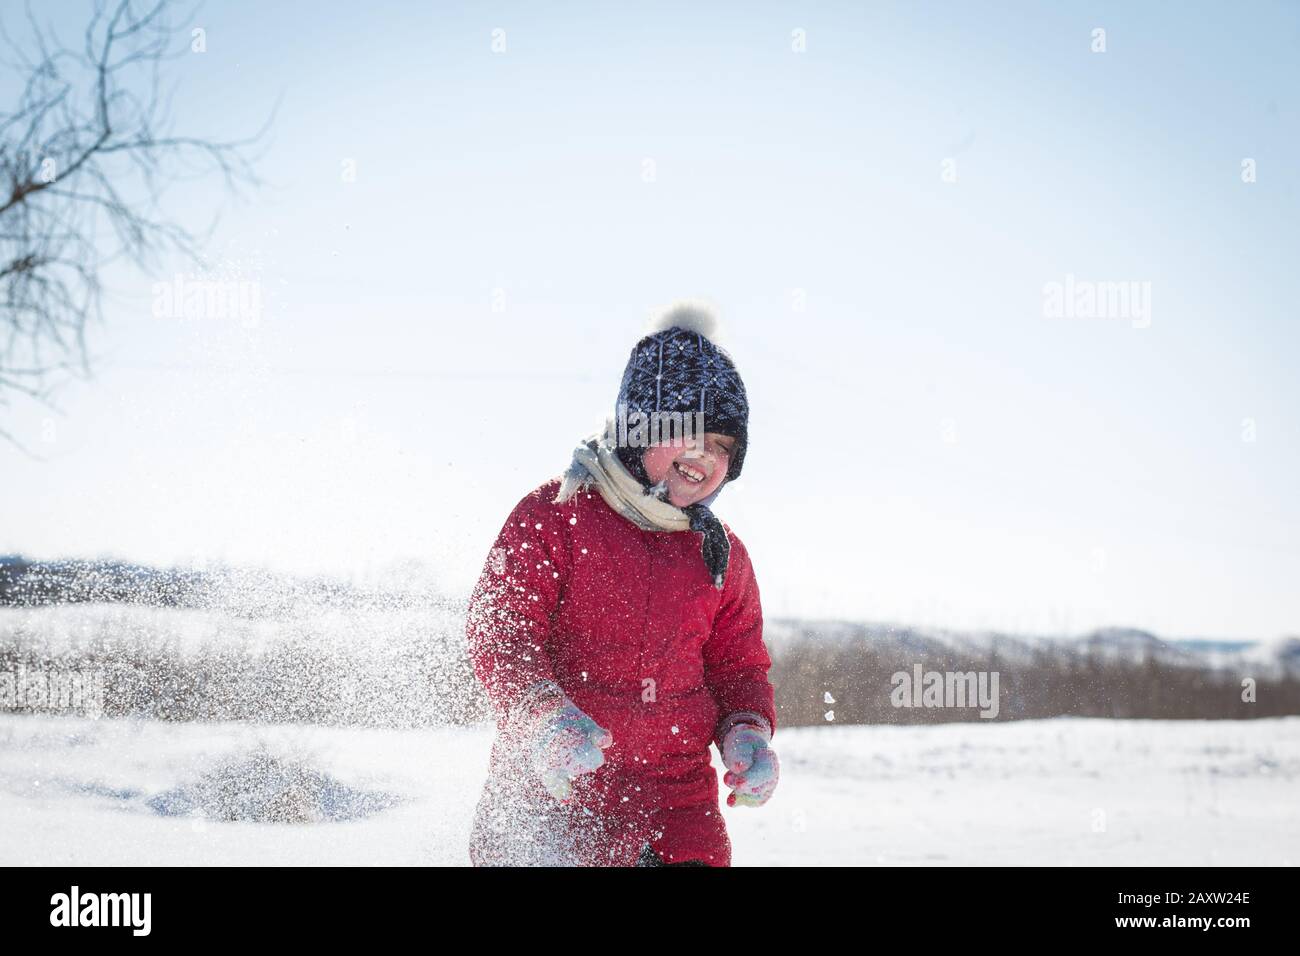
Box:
[146,745,402,824]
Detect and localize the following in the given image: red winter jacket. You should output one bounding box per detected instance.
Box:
[465,477,776,866]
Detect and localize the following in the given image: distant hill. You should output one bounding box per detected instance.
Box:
[0,555,444,617]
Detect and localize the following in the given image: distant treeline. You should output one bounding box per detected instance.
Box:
[0,556,209,608]
[0,630,482,728]
[1,557,1296,726]
[768,623,1299,725]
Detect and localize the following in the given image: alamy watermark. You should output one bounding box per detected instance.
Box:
[1,664,105,718]
[1043,274,1151,329]
[151,274,262,327]
[50,886,150,936]
[890,665,1000,719]
[609,403,706,452]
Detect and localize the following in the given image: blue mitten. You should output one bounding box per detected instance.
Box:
[522,684,613,803]
[720,721,779,808]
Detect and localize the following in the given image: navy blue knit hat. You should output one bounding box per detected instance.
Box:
[613,302,749,485]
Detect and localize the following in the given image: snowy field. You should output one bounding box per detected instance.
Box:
[2,712,1296,866]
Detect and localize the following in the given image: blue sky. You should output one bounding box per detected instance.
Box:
[2,1,1298,641]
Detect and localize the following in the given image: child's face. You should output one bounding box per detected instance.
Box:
[641,432,736,507]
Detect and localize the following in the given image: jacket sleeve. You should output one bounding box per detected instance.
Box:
[702,531,777,750]
[465,487,570,725]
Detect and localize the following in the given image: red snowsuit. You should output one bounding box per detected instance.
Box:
[465,477,776,866]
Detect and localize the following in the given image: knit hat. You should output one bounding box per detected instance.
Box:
[612,301,750,486]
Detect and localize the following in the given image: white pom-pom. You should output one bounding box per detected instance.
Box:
[645,299,723,341]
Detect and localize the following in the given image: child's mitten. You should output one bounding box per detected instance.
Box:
[523,684,614,803]
[720,721,779,808]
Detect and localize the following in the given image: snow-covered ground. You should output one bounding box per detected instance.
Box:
[2,712,1296,865]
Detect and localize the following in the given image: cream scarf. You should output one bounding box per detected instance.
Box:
[554,424,690,532]
[553,420,732,588]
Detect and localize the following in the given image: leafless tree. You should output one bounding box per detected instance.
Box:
[0,0,272,446]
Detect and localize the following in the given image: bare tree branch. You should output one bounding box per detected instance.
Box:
[0,0,271,438]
